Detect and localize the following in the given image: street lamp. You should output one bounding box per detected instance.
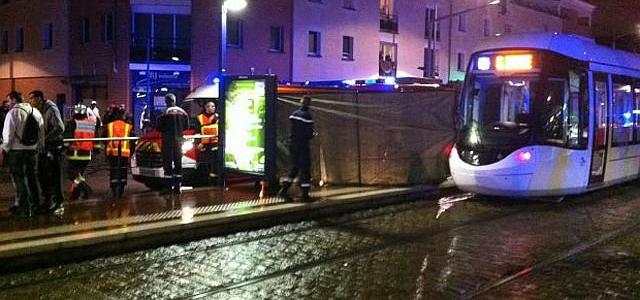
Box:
[220,0,247,74]
[425,0,501,79]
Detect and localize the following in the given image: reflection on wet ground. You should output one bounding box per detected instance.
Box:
[0,185,640,299]
[2,182,640,298]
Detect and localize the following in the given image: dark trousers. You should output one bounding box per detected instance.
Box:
[8,150,39,212]
[162,139,182,186]
[39,149,64,206]
[198,143,218,175]
[108,156,129,189]
[286,144,311,187]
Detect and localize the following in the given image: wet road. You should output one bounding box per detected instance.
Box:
[2,182,640,299]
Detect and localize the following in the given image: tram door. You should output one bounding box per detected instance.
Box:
[589,73,609,185]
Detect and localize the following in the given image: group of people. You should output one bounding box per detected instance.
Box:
[0,89,315,217]
[0,90,136,217]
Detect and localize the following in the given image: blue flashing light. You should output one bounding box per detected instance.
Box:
[213,77,220,84]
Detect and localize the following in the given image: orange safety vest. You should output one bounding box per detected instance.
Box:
[74,119,95,151]
[106,120,133,157]
[198,113,218,144]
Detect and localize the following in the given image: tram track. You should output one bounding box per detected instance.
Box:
[178,197,564,299]
[180,187,640,299]
[2,185,634,298]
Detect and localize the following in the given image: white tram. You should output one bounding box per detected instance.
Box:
[450,33,640,197]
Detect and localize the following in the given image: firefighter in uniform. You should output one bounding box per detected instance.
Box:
[196,101,219,179]
[64,104,95,200]
[158,93,189,193]
[104,107,133,199]
[278,96,315,202]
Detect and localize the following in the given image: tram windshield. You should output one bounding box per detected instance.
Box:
[459,75,537,148]
[457,51,588,157]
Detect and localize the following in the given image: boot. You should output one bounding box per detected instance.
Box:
[277,181,292,201]
[301,187,313,203]
[70,186,82,201]
[79,181,93,200]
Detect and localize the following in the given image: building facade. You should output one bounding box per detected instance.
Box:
[0,0,71,105]
[192,0,594,85]
[0,0,595,121]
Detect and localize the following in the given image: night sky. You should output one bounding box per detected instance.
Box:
[588,0,640,37]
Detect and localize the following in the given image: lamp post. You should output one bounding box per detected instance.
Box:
[220,0,247,74]
[425,0,501,79]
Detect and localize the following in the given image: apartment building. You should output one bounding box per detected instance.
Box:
[0,0,71,104]
[0,0,191,129]
[193,0,594,85]
[0,0,595,122]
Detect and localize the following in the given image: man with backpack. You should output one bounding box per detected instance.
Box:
[1,91,44,217]
[30,90,65,212]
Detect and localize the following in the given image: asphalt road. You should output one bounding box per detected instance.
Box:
[1,182,640,299]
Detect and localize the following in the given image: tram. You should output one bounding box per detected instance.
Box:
[450,33,640,197]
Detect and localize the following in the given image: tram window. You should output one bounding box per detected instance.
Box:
[612,79,634,146]
[539,79,567,144]
[538,74,586,149]
[635,85,640,142]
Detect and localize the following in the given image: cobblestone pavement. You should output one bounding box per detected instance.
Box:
[2,182,640,299]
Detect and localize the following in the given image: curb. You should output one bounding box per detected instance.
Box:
[0,183,454,273]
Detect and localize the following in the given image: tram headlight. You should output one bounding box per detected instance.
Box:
[477,56,491,71]
[515,150,532,162]
[181,141,194,154]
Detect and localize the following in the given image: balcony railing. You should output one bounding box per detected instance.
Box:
[380,14,399,34]
[130,36,191,63]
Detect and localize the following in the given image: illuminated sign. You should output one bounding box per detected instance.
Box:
[495,54,533,71]
[225,79,267,173]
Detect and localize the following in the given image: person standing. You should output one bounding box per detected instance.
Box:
[139,104,151,133]
[0,100,11,144]
[104,107,133,199]
[158,93,189,193]
[64,104,95,200]
[195,101,219,180]
[1,91,45,217]
[29,91,65,212]
[278,96,315,202]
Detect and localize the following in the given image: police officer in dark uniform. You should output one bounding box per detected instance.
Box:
[278,96,315,202]
[158,93,189,194]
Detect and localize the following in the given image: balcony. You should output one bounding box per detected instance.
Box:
[380,14,398,34]
[130,35,191,63]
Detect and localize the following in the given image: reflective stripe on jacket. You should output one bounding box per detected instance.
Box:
[73,119,95,152]
[198,113,218,144]
[106,120,132,157]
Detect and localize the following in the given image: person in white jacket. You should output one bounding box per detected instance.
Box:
[1,91,45,217]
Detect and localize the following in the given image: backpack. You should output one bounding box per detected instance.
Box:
[17,107,39,146]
